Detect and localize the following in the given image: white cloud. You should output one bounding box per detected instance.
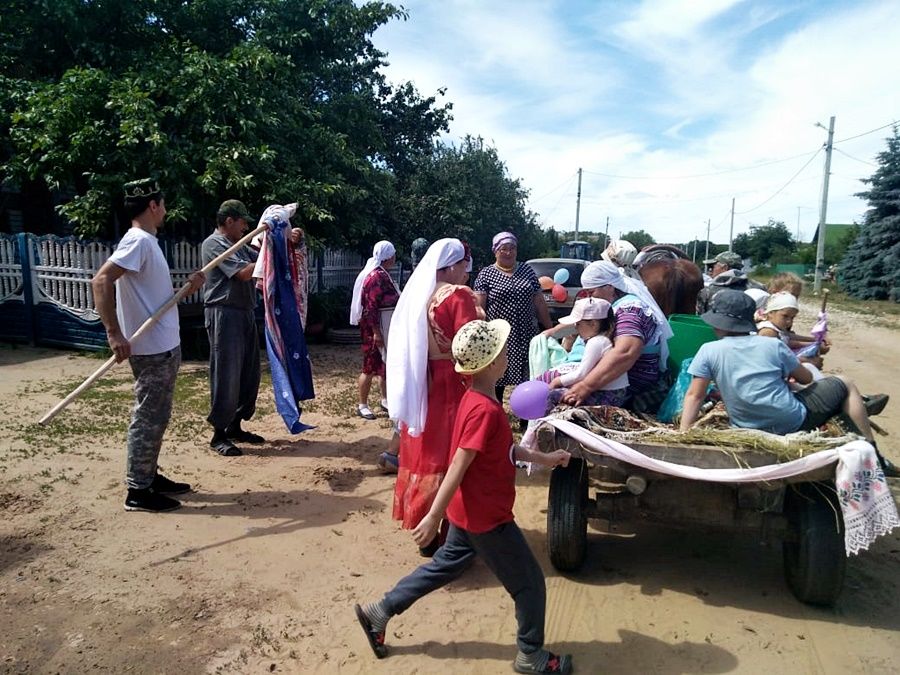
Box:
[374,0,900,245]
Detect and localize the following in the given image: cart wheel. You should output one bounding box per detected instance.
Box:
[547,458,588,571]
[782,482,846,607]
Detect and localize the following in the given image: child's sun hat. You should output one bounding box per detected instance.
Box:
[452,319,511,374]
[558,297,611,325]
[765,291,799,313]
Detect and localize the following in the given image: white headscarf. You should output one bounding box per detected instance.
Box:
[386,238,465,436]
[581,260,674,371]
[349,241,396,326]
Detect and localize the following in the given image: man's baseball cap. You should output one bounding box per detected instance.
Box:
[217,199,253,221]
[703,251,743,269]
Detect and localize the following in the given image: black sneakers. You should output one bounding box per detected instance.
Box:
[151,473,192,494]
[124,488,181,512]
[863,393,890,417]
[225,426,265,444]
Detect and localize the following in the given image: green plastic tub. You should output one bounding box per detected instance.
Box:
[666,314,717,372]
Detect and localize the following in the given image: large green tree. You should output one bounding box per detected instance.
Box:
[732,218,795,264]
[0,0,450,242]
[838,127,900,302]
[395,136,551,269]
[619,229,655,250]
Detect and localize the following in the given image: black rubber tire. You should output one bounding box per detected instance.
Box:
[782,482,846,607]
[547,458,588,571]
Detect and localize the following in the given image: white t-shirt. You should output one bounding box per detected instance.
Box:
[107,228,180,355]
[557,335,629,390]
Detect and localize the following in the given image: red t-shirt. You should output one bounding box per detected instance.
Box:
[445,390,516,534]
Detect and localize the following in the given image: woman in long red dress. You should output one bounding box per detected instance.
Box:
[385,238,481,553]
[350,241,399,420]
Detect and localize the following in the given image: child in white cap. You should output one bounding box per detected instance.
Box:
[355,319,574,674]
[540,297,629,408]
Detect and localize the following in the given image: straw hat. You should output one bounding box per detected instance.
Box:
[452,319,511,374]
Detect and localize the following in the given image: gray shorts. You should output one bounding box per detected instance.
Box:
[795,376,848,430]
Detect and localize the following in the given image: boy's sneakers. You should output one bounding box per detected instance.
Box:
[354,603,388,658]
[124,488,181,513]
[150,472,191,494]
[514,650,573,674]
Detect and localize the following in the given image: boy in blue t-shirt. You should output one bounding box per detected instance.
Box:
[680,290,897,477]
[355,319,574,674]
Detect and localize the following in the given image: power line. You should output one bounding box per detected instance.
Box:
[580,148,821,180]
[833,147,876,167]
[833,119,898,144]
[734,147,823,215]
[529,172,577,204]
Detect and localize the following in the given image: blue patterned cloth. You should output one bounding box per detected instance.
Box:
[260,215,315,433]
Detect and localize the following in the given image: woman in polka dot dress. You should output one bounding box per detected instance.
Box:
[474,232,552,403]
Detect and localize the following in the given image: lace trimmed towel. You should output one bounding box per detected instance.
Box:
[837,441,900,555]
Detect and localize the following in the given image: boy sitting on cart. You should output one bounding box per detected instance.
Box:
[680,289,898,478]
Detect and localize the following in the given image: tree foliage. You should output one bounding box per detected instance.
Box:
[0,0,451,242]
[838,127,900,302]
[394,136,553,269]
[619,229,655,250]
[732,219,796,264]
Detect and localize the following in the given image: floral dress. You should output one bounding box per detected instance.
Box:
[393,284,479,529]
[474,262,542,387]
[359,267,399,377]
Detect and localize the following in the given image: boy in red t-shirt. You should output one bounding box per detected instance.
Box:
[354,319,574,674]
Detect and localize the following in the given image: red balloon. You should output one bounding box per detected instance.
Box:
[551,284,568,302]
[538,275,554,291]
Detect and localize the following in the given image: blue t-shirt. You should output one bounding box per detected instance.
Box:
[688,335,805,434]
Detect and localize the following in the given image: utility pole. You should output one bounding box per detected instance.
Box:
[705,219,711,261]
[574,167,582,237]
[728,197,735,251]
[813,116,835,294]
[604,216,609,247]
[796,206,801,241]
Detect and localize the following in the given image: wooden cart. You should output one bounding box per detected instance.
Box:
[537,425,846,607]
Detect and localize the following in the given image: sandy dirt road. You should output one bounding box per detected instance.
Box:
[1,305,898,673]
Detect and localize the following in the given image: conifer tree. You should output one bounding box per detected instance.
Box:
[838,127,900,301]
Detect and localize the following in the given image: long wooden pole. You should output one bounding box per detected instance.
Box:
[39,223,268,425]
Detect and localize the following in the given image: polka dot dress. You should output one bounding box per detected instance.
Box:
[473,263,541,387]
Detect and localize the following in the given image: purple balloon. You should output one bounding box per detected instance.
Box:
[510,380,551,420]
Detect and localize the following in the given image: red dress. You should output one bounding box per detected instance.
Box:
[359,267,399,377]
[393,284,479,528]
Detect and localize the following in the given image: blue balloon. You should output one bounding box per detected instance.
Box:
[553,268,570,285]
[510,380,551,420]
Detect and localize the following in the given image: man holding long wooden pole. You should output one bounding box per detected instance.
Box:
[91,178,205,513]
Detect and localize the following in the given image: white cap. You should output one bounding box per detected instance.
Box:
[558,297,612,325]
[744,288,770,310]
[766,291,799,313]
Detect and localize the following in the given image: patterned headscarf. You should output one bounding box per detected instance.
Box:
[492,232,518,252]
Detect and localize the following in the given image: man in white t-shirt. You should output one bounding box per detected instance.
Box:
[92,178,205,512]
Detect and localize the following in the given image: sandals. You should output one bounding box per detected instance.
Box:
[210,439,242,457]
[356,405,376,420]
[354,604,387,659]
[376,452,399,474]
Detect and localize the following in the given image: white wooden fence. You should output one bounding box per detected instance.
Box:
[0,233,400,329]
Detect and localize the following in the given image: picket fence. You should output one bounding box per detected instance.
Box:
[0,233,398,351]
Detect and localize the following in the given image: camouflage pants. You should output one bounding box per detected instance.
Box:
[126,346,181,489]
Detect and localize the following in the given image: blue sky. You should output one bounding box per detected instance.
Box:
[372,0,899,246]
